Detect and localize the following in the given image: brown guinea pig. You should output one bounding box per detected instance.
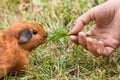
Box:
[0,20,47,78]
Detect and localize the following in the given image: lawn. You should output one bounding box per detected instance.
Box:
[0,0,120,80]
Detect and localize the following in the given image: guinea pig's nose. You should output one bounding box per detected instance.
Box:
[43,32,48,38]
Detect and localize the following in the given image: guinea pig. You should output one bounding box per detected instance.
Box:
[0,20,47,78]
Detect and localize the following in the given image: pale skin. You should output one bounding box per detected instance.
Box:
[70,0,120,57]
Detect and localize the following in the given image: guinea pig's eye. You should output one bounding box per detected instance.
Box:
[32,30,38,35]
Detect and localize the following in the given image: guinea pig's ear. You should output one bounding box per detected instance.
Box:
[19,28,32,44]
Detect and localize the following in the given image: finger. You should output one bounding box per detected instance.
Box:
[96,41,115,57]
[70,7,96,34]
[78,32,87,49]
[86,37,98,56]
[96,41,104,56]
[69,35,79,44]
[102,47,115,57]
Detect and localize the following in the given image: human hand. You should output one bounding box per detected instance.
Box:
[70,0,120,57]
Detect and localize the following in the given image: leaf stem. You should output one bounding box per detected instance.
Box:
[69,34,106,39]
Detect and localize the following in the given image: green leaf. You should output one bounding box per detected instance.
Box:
[47,29,106,42]
[47,29,69,41]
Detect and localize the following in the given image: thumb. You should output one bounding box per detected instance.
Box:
[70,7,96,34]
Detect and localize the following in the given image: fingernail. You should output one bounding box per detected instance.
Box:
[69,35,76,39]
[86,37,93,42]
[78,32,84,35]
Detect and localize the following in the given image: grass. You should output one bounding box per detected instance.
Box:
[0,0,120,80]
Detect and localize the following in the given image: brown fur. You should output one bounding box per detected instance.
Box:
[0,20,47,78]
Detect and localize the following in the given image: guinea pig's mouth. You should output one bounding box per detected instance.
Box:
[41,41,46,44]
[38,34,48,45]
[39,38,47,45]
[41,34,48,44]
